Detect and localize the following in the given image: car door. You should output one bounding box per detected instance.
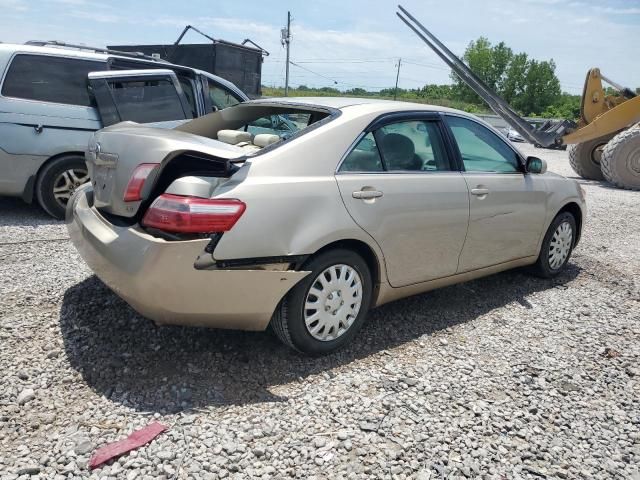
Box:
[335,114,470,288]
[87,69,193,127]
[444,114,548,272]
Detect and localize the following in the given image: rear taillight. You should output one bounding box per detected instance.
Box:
[141,194,246,233]
[124,163,157,202]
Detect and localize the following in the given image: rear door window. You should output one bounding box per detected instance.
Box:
[1,54,106,106]
[206,79,242,111]
[377,120,451,171]
[339,133,383,172]
[107,78,188,123]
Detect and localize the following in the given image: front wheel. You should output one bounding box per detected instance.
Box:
[270,249,372,355]
[531,212,576,278]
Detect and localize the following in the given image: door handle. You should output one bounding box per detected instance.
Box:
[471,188,489,196]
[352,190,383,199]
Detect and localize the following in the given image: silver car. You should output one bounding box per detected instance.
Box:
[67,98,586,354]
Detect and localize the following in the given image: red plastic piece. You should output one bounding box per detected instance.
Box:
[123,163,157,202]
[142,194,246,233]
[89,421,168,469]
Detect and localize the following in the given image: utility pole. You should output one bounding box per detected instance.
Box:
[281,11,291,96]
[394,58,402,100]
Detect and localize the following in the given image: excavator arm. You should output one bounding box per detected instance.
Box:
[396,5,639,147]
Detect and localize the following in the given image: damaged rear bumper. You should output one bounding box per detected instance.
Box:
[66,184,309,330]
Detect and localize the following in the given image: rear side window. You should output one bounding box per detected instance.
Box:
[207,79,241,111]
[1,54,105,106]
[107,79,187,123]
[340,133,383,172]
[378,120,450,171]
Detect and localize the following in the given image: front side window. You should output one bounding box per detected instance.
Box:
[207,80,241,110]
[339,132,383,172]
[107,78,187,123]
[1,54,106,106]
[446,116,521,173]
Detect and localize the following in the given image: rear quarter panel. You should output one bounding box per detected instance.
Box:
[210,111,386,273]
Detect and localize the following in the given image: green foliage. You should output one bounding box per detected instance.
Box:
[451,37,561,116]
[538,93,581,119]
[260,85,488,113]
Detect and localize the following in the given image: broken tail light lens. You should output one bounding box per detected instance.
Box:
[123,163,158,202]
[141,194,246,233]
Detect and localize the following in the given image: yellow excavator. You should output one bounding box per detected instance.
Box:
[397,6,640,190]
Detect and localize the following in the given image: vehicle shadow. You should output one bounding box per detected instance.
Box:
[0,197,58,228]
[59,264,580,413]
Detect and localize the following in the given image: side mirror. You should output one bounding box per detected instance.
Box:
[526,156,547,174]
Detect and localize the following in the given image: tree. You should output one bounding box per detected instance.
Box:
[451,37,513,103]
[345,87,368,96]
[451,37,562,115]
[514,59,561,115]
[419,84,454,99]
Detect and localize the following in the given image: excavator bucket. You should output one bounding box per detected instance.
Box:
[396,5,576,148]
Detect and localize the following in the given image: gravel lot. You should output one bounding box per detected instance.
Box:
[1,143,638,480]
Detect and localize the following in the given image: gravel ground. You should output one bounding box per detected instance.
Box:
[1,143,638,480]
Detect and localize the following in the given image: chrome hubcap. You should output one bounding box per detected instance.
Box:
[548,221,573,270]
[53,168,89,207]
[304,264,363,342]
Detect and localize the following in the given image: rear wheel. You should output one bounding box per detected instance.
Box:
[36,155,89,219]
[271,249,372,355]
[568,136,612,180]
[600,125,640,191]
[531,212,576,278]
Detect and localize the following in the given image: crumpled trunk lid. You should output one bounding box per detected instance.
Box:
[86,122,245,218]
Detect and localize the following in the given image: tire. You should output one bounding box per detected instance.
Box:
[600,125,640,191]
[36,155,89,219]
[271,248,372,355]
[531,212,577,278]
[567,136,612,180]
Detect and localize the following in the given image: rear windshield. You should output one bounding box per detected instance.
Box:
[2,54,106,106]
[176,103,336,154]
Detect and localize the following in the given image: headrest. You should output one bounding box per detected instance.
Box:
[380,133,415,159]
[253,134,281,148]
[217,130,253,145]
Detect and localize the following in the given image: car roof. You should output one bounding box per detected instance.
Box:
[249,96,466,115]
[0,43,241,94]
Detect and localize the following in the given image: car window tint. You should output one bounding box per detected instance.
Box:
[207,80,241,110]
[339,133,383,172]
[1,54,106,106]
[378,120,450,171]
[446,116,520,173]
[178,77,197,117]
[107,79,187,123]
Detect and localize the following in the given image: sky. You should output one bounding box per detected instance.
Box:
[1,0,639,95]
